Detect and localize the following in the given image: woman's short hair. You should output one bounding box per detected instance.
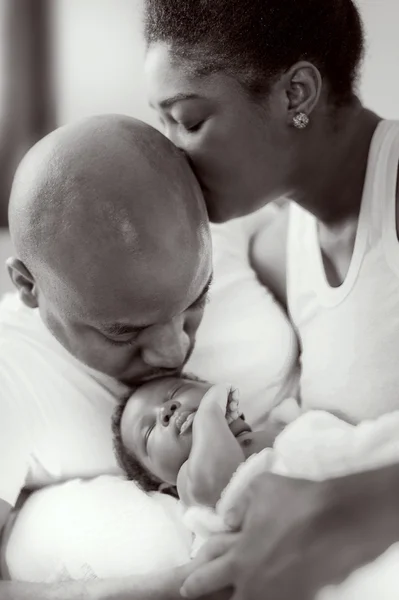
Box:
[144,0,365,105]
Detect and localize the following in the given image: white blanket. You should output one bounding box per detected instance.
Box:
[184,410,399,599]
[2,476,192,582]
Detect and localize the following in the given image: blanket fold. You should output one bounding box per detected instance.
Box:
[184,411,399,599]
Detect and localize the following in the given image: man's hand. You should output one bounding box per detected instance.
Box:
[181,468,399,600]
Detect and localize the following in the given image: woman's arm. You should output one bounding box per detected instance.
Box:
[249,202,290,308]
[178,386,245,508]
[181,464,399,599]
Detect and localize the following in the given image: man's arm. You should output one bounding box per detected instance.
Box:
[0,568,183,600]
[0,577,230,600]
[181,464,399,599]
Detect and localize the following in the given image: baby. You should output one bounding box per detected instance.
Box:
[112,374,287,508]
[113,375,399,563]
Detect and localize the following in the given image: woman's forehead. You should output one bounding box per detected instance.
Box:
[145,42,236,107]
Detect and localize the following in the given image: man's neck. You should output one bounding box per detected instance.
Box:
[291,104,382,226]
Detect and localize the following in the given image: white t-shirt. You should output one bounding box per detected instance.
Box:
[0,293,126,507]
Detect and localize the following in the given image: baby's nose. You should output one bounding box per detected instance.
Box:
[159,399,181,427]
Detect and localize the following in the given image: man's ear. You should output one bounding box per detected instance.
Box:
[6,257,39,308]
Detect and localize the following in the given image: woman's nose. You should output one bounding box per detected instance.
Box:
[159,399,181,427]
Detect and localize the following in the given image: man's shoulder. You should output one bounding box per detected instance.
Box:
[0,293,59,383]
[0,292,46,348]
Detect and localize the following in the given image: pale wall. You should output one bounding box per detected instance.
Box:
[53,0,156,126]
[53,0,399,124]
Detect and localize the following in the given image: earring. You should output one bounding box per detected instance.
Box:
[293,112,309,129]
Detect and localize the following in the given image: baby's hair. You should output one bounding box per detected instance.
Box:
[111,372,208,493]
[144,0,364,106]
[112,388,160,493]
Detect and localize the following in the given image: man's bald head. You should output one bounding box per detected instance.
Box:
[8,115,212,383]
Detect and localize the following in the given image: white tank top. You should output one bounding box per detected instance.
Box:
[287,120,399,423]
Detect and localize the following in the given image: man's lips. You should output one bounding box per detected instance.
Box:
[135,369,180,384]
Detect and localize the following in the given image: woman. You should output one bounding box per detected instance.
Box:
[143,0,399,598]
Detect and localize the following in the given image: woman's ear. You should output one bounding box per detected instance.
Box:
[6,257,39,308]
[283,61,322,123]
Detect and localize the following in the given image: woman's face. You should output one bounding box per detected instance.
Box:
[145,42,293,222]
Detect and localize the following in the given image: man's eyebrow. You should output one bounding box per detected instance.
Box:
[150,93,200,110]
[190,273,213,307]
[100,274,213,335]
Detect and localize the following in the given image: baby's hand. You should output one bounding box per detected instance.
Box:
[226,388,241,424]
[199,384,241,424]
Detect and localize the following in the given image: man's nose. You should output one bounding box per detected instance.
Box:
[159,399,181,427]
[141,317,191,369]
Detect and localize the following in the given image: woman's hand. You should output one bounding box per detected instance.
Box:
[181,467,399,599]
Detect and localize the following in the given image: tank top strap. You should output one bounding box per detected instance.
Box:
[375,121,399,278]
[361,120,399,248]
[287,120,399,317]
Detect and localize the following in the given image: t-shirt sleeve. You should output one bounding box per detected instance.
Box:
[0,363,32,507]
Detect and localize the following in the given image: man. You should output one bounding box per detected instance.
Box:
[0,114,217,599]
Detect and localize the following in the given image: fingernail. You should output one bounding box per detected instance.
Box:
[224,511,238,529]
[180,587,188,598]
[231,388,240,402]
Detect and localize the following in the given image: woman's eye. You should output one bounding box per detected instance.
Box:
[180,121,204,133]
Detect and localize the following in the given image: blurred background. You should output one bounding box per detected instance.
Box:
[0,0,398,293]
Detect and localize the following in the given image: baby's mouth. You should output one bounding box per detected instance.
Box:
[175,411,196,435]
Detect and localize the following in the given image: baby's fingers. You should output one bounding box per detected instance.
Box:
[200,383,232,414]
[226,388,241,424]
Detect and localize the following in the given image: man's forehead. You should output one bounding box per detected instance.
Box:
[55,265,212,328]
[94,271,213,332]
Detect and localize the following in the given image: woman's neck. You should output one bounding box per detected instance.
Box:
[291,103,381,225]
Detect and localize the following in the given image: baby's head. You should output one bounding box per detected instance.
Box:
[112,374,252,493]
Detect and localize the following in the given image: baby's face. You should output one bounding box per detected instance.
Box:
[120,377,252,486]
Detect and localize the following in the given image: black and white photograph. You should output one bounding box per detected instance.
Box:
[0,1,399,598]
